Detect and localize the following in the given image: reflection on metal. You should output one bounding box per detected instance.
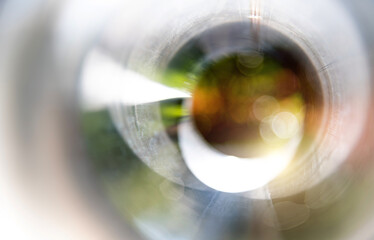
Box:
[262,201,310,230]
[2,0,369,239]
[179,121,302,193]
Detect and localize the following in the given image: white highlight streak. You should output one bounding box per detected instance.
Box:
[80,50,190,110]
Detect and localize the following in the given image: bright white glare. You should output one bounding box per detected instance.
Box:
[80,50,191,111]
[179,121,302,193]
[248,15,262,20]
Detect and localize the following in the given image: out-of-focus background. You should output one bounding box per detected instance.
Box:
[1,0,374,239]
